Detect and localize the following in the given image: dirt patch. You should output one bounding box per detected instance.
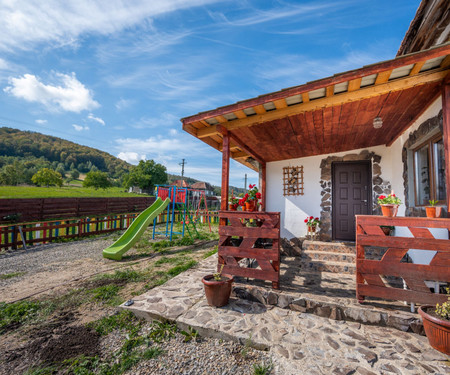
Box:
[2,311,100,374]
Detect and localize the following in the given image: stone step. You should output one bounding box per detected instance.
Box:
[302,240,356,254]
[300,259,356,274]
[301,250,356,264]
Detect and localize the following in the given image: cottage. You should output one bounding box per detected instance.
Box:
[180,1,450,304]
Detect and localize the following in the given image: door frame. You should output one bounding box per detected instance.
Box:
[331,160,372,241]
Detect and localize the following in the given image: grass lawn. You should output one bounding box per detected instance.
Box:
[0,185,150,199]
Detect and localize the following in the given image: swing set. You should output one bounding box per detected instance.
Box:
[152,185,212,241]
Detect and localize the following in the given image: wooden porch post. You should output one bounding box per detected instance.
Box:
[443,82,450,217]
[219,126,230,217]
[259,162,266,211]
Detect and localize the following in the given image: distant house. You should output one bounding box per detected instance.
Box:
[190,181,215,196]
[170,180,189,188]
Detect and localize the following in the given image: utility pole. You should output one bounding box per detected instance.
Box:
[179,159,186,178]
[244,174,247,192]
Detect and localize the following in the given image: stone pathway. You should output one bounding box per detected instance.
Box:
[122,255,450,375]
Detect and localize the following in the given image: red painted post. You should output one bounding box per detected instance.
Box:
[442,82,450,217]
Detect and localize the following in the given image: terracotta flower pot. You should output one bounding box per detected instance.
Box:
[419,305,450,355]
[202,274,234,307]
[241,205,246,211]
[307,225,316,233]
[426,206,442,218]
[229,204,238,211]
[245,200,256,211]
[380,204,398,217]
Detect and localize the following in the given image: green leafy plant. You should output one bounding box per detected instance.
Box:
[377,193,402,205]
[253,360,273,375]
[142,346,163,359]
[304,216,321,227]
[429,199,438,206]
[180,326,199,342]
[240,333,253,358]
[435,288,450,320]
[213,264,225,281]
[147,320,176,343]
[0,300,43,333]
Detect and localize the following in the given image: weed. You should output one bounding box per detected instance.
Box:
[120,336,145,354]
[95,269,146,283]
[176,236,194,246]
[147,320,176,343]
[0,300,43,333]
[24,366,57,375]
[0,271,26,279]
[241,333,253,358]
[202,246,218,259]
[62,355,100,374]
[142,346,163,359]
[152,240,174,251]
[253,360,273,375]
[88,285,123,305]
[89,310,140,336]
[167,259,198,277]
[180,326,199,342]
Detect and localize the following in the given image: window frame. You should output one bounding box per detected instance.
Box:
[413,133,446,206]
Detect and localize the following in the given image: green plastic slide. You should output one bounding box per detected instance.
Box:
[102,197,170,260]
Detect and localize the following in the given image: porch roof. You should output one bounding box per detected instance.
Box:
[182,43,450,171]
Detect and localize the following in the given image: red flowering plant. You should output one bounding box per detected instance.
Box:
[247,184,262,201]
[377,194,402,205]
[304,216,321,228]
[229,196,239,205]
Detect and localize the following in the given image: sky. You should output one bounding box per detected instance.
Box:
[0,0,421,187]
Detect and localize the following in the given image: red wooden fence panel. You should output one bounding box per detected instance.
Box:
[356,215,450,305]
[0,197,156,223]
[218,211,280,289]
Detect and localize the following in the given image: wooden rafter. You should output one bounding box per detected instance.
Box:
[195,69,449,138]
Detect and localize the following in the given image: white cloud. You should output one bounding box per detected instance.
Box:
[128,113,179,129]
[0,0,220,52]
[115,98,134,111]
[35,119,47,124]
[72,124,89,131]
[117,152,146,165]
[87,113,105,126]
[4,72,99,112]
[169,128,178,136]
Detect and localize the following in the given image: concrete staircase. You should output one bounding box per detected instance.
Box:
[300,240,357,274]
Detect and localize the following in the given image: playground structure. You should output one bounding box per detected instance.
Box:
[153,185,212,241]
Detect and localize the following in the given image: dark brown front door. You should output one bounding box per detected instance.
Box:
[332,161,371,241]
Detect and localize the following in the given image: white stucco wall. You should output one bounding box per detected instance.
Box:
[266,96,444,240]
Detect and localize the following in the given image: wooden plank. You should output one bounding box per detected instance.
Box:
[409,61,425,76]
[361,273,385,287]
[220,127,230,217]
[374,69,392,84]
[253,105,266,115]
[380,248,409,263]
[301,92,310,103]
[219,246,279,260]
[409,227,434,238]
[219,226,279,238]
[402,277,432,293]
[261,162,266,211]
[357,284,448,305]
[359,260,450,281]
[442,83,450,217]
[273,99,287,109]
[234,110,247,119]
[358,234,450,251]
[347,78,362,92]
[356,215,450,229]
[325,85,334,97]
[440,55,450,69]
[221,264,279,282]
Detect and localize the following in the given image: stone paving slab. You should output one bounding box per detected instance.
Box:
[122,255,450,374]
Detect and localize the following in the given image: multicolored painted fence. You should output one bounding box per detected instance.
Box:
[1,210,219,251]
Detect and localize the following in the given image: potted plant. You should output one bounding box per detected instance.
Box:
[229,196,239,211]
[304,216,321,239]
[238,197,247,211]
[425,200,442,218]
[419,289,450,355]
[202,264,234,307]
[244,184,261,212]
[377,193,402,217]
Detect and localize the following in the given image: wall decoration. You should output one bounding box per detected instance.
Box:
[283,166,304,196]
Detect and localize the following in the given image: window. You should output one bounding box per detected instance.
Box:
[414,135,446,206]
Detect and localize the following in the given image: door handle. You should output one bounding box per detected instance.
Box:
[361,200,367,203]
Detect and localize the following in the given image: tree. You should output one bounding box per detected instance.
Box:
[123,160,167,191]
[0,161,24,185]
[31,168,63,187]
[70,169,80,180]
[83,171,111,190]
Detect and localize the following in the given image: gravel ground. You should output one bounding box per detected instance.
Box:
[100,325,273,375]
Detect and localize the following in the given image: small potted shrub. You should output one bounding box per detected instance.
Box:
[304,216,321,239]
[425,200,442,218]
[377,193,402,217]
[202,264,234,307]
[229,196,239,211]
[419,289,450,355]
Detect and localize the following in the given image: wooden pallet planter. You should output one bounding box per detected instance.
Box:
[218,211,280,289]
[356,215,450,305]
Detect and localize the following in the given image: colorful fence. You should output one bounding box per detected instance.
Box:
[1,210,219,251]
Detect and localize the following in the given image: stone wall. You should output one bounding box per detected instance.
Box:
[402,110,447,217]
[319,150,392,241]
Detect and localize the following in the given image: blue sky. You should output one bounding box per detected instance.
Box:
[0,0,420,187]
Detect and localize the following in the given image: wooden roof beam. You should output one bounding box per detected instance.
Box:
[375,70,392,84]
[326,85,334,97]
[273,99,288,109]
[196,69,449,137]
[253,105,266,114]
[409,61,426,76]
[348,77,362,92]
